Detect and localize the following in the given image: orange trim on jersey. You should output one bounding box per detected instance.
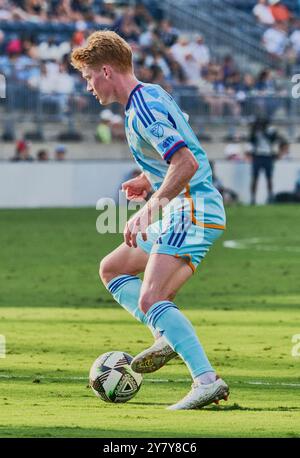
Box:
[184,184,226,230]
[175,253,196,273]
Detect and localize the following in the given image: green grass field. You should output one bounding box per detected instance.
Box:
[0,205,300,438]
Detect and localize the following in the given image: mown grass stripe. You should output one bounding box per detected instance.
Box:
[0,374,300,387]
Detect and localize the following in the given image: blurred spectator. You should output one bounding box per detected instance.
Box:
[262,22,289,58]
[139,23,158,48]
[149,64,172,91]
[11,140,34,161]
[23,0,48,21]
[181,52,201,85]
[255,69,278,96]
[248,116,286,204]
[96,109,113,144]
[116,7,140,43]
[254,69,285,118]
[170,36,192,68]
[144,48,171,80]
[222,55,237,81]
[277,140,291,160]
[198,65,241,118]
[6,38,22,56]
[0,29,4,53]
[190,34,210,71]
[253,0,275,26]
[158,19,178,47]
[37,149,49,161]
[224,142,245,161]
[28,61,53,92]
[268,0,292,24]
[55,144,66,160]
[96,1,117,23]
[38,36,70,61]
[133,3,153,31]
[111,114,125,142]
[290,20,300,61]
[29,61,74,119]
[166,56,187,85]
[0,1,13,20]
[22,37,39,60]
[235,73,256,113]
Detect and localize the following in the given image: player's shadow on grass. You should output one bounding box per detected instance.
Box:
[131,402,300,411]
[130,401,170,406]
[207,403,300,412]
[117,401,300,412]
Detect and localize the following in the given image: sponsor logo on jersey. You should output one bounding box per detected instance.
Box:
[162,136,174,149]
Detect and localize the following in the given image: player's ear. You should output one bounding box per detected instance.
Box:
[102,65,112,79]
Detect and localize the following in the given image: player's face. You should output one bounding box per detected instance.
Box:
[82,65,115,105]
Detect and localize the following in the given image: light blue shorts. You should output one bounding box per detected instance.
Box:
[137,209,224,272]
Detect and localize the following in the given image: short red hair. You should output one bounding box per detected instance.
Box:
[71,30,133,73]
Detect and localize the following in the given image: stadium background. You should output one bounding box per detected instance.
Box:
[0,0,300,438]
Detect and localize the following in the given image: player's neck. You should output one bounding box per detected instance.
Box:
[114,74,140,107]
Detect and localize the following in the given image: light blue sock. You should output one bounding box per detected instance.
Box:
[106,275,158,338]
[145,300,214,379]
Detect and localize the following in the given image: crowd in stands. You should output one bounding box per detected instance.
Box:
[10,138,67,161]
[0,0,116,24]
[0,0,297,137]
[252,1,300,62]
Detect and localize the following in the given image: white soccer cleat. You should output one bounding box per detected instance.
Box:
[131,336,177,373]
[166,378,229,410]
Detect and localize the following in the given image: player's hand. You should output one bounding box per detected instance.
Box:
[124,204,150,248]
[122,174,152,202]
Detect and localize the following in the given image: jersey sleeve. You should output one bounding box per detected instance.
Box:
[133,95,187,163]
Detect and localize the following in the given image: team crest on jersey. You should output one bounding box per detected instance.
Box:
[150,123,164,138]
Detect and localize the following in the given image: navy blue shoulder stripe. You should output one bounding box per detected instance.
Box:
[133,93,152,126]
[132,97,148,128]
[132,90,156,127]
[136,90,156,123]
[126,83,143,111]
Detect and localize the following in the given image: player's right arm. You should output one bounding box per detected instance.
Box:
[122,172,153,202]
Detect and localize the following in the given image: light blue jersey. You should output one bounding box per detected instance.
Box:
[125,82,226,229]
[125,82,225,271]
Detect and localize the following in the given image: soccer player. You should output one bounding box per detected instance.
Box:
[71,31,229,410]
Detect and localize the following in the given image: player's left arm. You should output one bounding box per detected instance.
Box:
[124,147,198,248]
[151,147,198,203]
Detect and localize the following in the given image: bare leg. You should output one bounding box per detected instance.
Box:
[139,254,193,313]
[100,245,192,301]
[99,243,149,285]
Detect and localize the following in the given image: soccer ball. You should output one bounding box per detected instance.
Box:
[89,351,143,403]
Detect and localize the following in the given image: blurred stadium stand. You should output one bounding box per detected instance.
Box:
[0,0,300,160]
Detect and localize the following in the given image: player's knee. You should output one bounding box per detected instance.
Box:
[139,290,167,315]
[99,256,115,285]
[138,293,153,315]
[167,290,176,301]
